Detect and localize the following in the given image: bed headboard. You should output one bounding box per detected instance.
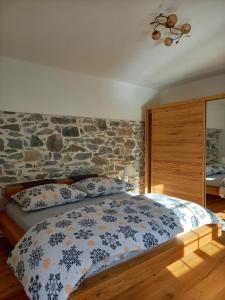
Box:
[4,174,97,200]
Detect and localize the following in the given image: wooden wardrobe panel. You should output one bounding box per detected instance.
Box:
[151,101,205,205]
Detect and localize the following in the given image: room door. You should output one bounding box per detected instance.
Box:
[150,101,206,205]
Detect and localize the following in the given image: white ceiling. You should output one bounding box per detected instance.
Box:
[1,0,225,88]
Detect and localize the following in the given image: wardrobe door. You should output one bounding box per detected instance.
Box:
[151,101,206,205]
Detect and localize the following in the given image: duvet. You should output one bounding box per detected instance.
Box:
[8,193,224,300]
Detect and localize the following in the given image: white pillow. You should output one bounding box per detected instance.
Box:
[72,177,133,197]
[11,184,87,211]
[206,163,225,176]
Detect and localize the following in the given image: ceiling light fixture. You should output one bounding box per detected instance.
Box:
[150,13,191,46]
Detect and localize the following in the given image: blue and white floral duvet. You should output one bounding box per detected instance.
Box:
[7,193,224,300]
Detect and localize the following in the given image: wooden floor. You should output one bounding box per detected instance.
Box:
[1,197,225,300]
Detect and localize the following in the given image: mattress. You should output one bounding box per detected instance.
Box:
[206,173,225,187]
[6,192,134,231]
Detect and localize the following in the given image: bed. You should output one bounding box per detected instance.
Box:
[206,164,225,196]
[206,173,225,196]
[0,176,224,300]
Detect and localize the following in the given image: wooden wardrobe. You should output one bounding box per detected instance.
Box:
[145,94,225,206]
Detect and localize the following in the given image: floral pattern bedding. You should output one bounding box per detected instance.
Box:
[8,193,224,300]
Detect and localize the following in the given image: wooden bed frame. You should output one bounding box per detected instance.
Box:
[0,178,223,300]
[206,185,220,196]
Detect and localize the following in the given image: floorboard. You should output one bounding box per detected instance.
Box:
[1,199,225,300]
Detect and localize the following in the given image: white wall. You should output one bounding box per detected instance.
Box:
[0,57,157,121]
[159,74,225,104]
[207,101,225,129]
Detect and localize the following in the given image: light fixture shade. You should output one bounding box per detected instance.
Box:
[150,13,191,47]
[167,14,177,27]
[164,37,173,46]
[181,23,191,34]
[152,30,161,40]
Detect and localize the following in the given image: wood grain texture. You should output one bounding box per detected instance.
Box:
[111,234,225,300]
[0,213,25,246]
[150,101,206,205]
[144,110,151,193]
[206,185,219,196]
[207,194,225,219]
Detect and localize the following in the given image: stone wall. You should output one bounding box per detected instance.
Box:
[0,111,144,198]
[206,128,223,163]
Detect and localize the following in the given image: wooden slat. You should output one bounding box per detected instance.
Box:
[0,213,25,246]
[206,185,219,196]
[150,101,206,205]
[144,110,151,193]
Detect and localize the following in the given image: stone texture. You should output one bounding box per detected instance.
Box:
[86,144,99,151]
[7,118,17,122]
[84,125,97,132]
[8,153,23,160]
[97,119,107,131]
[98,146,113,154]
[0,111,144,192]
[0,138,4,151]
[0,124,20,131]
[23,114,43,122]
[62,144,86,152]
[51,116,76,124]
[8,132,22,137]
[124,139,136,149]
[75,153,92,160]
[47,134,63,152]
[30,135,43,147]
[89,138,104,144]
[117,128,132,136]
[43,161,58,166]
[62,127,79,137]
[0,176,17,183]
[37,128,54,135]
[92,156,109,165]
[7,138,23,149]
[207,128,223,163]
[24,150,41,162]
[53,153,61,160]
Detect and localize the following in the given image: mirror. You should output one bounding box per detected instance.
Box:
[206,99,225,216]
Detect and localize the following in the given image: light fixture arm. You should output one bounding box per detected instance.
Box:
[150,13,191,46]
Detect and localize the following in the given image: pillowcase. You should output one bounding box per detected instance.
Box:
[72,176,133,197]
[11,184,87,211]
[206,163,225,176]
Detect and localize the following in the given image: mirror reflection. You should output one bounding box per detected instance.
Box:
[206,99,225,216]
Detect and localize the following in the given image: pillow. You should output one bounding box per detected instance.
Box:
[206,163,225,176]
[110,178,133,194]
[11,184,87,211]
[72,177,133,197]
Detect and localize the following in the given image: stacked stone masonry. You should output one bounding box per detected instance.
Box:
[0,111,144,192]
